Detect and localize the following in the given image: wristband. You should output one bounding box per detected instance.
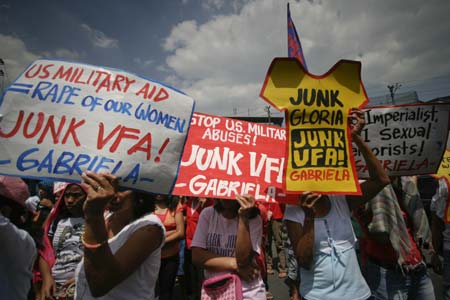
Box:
[81,234,108,250]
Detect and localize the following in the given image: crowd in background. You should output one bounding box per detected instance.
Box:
[1,109,450,300]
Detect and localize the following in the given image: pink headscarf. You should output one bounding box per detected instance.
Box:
[38,182,89,268]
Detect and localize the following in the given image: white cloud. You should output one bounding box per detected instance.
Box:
[0,34,40,82]
[42,48,83,61]
[81,23,119,48]
[163,20,198,51]
[0,34,85,83]
[163,0,450,115]
[201,0,226,11]
[133,57,154,67]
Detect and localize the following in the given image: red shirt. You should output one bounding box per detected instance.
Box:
[155,202,184,258]
[261,202,285,220]
[356,208,423,267]
[183,198,213,249]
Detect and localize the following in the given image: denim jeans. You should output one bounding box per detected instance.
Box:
[443,249,450,300]
[363,260,435,300]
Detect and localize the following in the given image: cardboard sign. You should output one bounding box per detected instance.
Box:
[260,58,367,195]
[173,113,288,202]
[436,149,450,182]
[434,150,450,224]
[355,104,450,177]
[0,60,195,194]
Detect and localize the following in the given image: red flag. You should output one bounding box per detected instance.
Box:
[287,3,308,70]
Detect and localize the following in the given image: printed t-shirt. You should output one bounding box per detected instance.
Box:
[75,213,165,300]
[191,207,266,300]
[284,195,371,300]
[49,217,85,285]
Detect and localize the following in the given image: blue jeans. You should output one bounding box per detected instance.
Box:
[363,260,435,300]
[443,250,450,300]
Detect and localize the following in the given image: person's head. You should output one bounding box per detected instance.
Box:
[53,181,69,200]
[298,191,327,205]
[215,199,240,214]
[107,190,155,224]
[155,194,178,210]
[38,180,55,202]
[62,184,87,217]
[0,176,30,225]
[214,198,260,219]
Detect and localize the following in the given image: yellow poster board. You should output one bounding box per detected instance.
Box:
[435,149,450,223]
[260,58,367,194]
[436,149,450,182]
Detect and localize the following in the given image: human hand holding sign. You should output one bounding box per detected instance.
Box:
[82,171,118,218]
[349,108,366,138]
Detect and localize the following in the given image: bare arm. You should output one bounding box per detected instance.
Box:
[347,109,390,210]
[286,212,315,269]
[81,172,163,297]
[192,246,237,272]
[164,210,184,244]
[235,195,257,267]
[38,256,56,300]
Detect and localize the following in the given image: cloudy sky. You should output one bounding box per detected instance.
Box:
[1,0,449,117]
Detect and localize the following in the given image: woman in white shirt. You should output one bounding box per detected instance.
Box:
[284,109,390,300]
[75,171,165,300]
[192,195,266,300]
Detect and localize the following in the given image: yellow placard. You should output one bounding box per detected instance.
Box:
[436,149,450,182]
[260,58,367,194]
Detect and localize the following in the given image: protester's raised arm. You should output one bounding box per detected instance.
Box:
[285,193,319,270]
[347,109,390,210]
[235,195,257,267]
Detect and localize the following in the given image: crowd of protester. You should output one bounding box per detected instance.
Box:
[1,108,449,300]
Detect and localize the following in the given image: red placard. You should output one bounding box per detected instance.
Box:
[173,113,291,203]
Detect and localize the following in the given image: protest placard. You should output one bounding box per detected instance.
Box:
[0,59,195,194]
[354,103,450,177]
[260,58,367,195]
[173,113,288,202]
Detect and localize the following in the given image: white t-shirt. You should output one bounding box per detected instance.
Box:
[50,217,85,285]
[284,195,356,255]
[284,196,370,300]
[0,213,36,300]
[191,207,266,300]
[75,213,165,300]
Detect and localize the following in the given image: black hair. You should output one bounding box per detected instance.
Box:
[56,183,87,219]
[213,199,260,219]
[133,192,156,220]
[0,195,44,250]
[0,195,26,224]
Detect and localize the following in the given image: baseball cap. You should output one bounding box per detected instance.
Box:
[0,176,31,207]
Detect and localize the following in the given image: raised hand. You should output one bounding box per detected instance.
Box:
[81,171,118,217]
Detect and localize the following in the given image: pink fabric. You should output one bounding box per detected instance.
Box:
[192,207,266,299]
[261,202,284,220]
[0,176,30,207]
[201,273,243,300]
[38,183,88,268]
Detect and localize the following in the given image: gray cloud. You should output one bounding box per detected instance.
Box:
[162,0,450,115]
[81,23,119,49]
